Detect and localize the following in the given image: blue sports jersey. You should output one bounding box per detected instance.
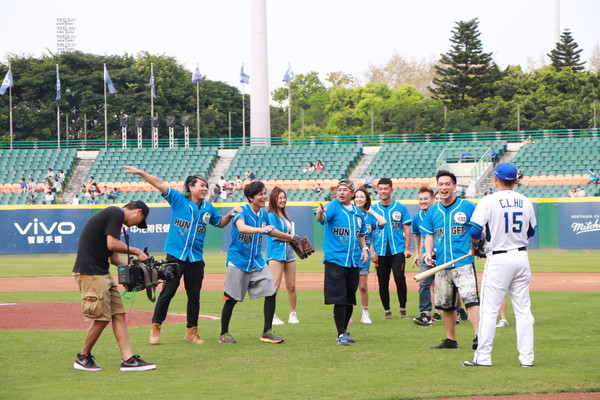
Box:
[227,204,270,272]
[163,187,222,262]
[412,209,427,260]
[355,210,377,268]
[266,212,291,261]
[420,198,475,268]
[319,200,367,268]
[371,200,412,256]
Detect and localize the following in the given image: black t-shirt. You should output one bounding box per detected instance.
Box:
[73,207,124,275]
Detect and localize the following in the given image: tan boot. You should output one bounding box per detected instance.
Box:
[150,323,161,345]
[184,326,204,344]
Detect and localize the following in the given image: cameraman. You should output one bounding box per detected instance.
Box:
[124,166,239,346]
[72,201,156,372]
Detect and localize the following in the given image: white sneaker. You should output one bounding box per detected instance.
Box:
[288,312,300,324]
[361,312,372,324]
[496,319,509,328]
[272,314,284,325]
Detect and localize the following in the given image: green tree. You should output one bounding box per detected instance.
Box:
[430,18,500,109]
[548,29,585,72]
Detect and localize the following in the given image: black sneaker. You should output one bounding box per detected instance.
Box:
[120,355,156,372]
[472,336,478,350]
[432,313,442,322]
[431,338,459,349]
[413,313,432,326]
[459,308,469,321]
[73,353,102,371]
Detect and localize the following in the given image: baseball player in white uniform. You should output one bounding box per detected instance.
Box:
[463,163,537,367]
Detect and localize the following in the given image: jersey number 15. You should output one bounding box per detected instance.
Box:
[503,211,523,233]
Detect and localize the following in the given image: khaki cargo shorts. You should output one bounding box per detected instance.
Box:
[73,273,125,321]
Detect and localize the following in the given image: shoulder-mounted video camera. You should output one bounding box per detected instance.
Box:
[118,254,179,302]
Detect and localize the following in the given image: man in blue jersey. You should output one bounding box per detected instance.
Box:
[219,180,295,344]
[421,170,480,350]
[412,186,439,326]
[124,166,238,346]
[316,179,369,345]
[371,178,412,319]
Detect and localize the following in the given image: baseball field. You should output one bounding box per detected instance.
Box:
[0,250,599,400]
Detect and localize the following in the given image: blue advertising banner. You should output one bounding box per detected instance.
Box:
[558,202,600,249]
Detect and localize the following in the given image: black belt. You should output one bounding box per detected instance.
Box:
[492,247,527,255]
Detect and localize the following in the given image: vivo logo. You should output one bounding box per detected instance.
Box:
[14,218,76,235]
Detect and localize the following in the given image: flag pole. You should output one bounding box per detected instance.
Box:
[287,81,291,145]
[56,64,61,149]
[150,63,154,119]
[196,80,200,147]
[104,64,108,148]
[9,85,13,150]
[242,82,246,145]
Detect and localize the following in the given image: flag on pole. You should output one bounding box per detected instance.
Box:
[56,65,61,100]
[104,64,117,94]
[240,64,250,84]
[0,67,13,95]
[191,66,204,84]
[283,64,295,82]
[149,65,156,99]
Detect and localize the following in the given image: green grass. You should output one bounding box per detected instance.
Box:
[0,289,598,399]
[1,250,600,277]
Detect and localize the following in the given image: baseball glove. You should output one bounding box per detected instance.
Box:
[472,232,487,258]
[289,235,315,259]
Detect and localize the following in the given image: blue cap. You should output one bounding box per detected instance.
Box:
[494,163,518,181]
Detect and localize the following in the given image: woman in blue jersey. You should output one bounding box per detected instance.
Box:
[267,187,300,325]
[124,166,239,346]
[353,187,387,324]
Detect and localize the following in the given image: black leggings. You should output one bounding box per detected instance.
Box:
[152,256,205,328]
[376,253,407,310]
[220,294,277,335]
[333,304,353,336]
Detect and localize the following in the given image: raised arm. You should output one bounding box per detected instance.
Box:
[123,165,168,195]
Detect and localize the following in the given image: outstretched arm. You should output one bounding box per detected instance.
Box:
[123,165,168,195]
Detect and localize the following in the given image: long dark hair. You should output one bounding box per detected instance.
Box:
[354,187,372,211]
[268,187,290,222]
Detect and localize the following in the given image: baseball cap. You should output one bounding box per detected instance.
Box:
[494,163,518,181]
[337,179,355,191]
[125,200,149,229]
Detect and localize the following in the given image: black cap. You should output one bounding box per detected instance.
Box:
[125,200,149,229]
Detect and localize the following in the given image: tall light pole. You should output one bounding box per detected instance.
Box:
[250,0,271,143]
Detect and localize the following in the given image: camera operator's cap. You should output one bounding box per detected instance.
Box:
[494,163,518,181]
[125,200,149,229]
[337,179,355,191]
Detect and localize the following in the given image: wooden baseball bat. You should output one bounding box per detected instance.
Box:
[413,254,471,282]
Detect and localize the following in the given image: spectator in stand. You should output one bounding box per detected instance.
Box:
[234,175,243,190]
[210,184,221,202]
[364,172,375,188]
[489,147,498,162]
[45,179,55,194]
[568,187,578,197]
[101,186,111,197]
[314,183,324,195]
[27,178,36,193]
[53,178,63,195]
[523,135,535,145]
[516,170,523,186]
[89,196,97,205]
[19,178,27,193]
[304,162,315,173]
[483,188,493,196]
[108,188,119,200]
[45,168,55,180]
[587,169,599,184]
[72,194,80,205]
[217,176,228,191]
[245,171,255,181]
[461,149,472,162]
[27,194,36,205]
[315,160,324,171]
[576,187,586,197]
[56,170,66,181]
[43,191,55,204]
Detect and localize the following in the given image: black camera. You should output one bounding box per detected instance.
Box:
[118,257,178,302]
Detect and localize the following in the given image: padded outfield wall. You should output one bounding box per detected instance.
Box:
[1,198,599,255]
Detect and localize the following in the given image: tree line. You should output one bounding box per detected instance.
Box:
[1,20,599,143]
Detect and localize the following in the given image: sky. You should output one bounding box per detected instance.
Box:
[1,0,599,95]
